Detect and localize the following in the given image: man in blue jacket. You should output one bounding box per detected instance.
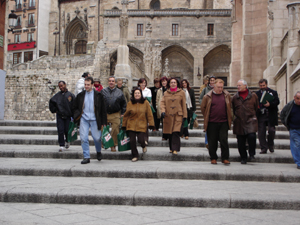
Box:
[49,81,75,152]
[73,77,107,164]
[280,91,300,169]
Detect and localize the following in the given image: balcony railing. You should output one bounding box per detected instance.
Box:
[27,1,36,9]
[15,3,22,12]
[104,9,232,17]
[26,20,35,27]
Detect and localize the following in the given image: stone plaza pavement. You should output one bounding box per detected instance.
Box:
[0,120,299,224]
[1,202,300,225]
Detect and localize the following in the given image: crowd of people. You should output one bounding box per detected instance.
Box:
[49,72,300,169]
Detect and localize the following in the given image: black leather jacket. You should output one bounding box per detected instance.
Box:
[73,90,107,129]
[101,87,127,115]
[49,90,75,118]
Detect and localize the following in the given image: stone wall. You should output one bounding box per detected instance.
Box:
[4,54,98,120]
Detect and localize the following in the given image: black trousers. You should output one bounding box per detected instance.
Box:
[237,133,256,160]
[183,108,192,137]
[56,114,71,147]
[128,131,146,158]
[207,122,229,160]
[168,132,181,152]
[258,113,275,151]
[153,112,160,131]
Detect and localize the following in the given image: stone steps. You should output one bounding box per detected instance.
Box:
[0,157,299,182]
[1,175,300,209]
[0,145,294,163]
[0,134,291,149]
[0,120,297,211]
[0,126,290,139]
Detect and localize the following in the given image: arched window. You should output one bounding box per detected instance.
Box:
[112,7,119,10]
[75,40,87,54]
[150,0,160,10]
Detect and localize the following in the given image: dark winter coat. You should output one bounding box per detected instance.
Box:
[49,90,75,118]
[232,91,259,135]
[256,88,280,126]
[280,100,294,131]
[72,90,107,130]
[101,87,127,115]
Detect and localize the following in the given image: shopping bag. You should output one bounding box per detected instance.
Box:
[189,113,197,129]
[183,119,188,128]
[67,121,78,143]
[101,125,115,149]
[117,129,131,152]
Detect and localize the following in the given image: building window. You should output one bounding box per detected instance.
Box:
[75,40,87,54]
[15,16,22,28]
[172,24,179,36]
[28,14,35,27]
[137,24,143,36]
[207,24,214,36]
[13,52,22,64]
[150,0,160,10]
[28,0,35,9]
[24,51,33,62]
[28,33,34,42]
[16,0,22,11]
[15,34,21,43]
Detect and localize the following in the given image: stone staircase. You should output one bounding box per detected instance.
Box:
[0,119,299,211]
[193,86,260,124]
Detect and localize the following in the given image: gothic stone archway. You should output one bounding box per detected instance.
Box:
[162,45,194,85]
[64,17,88,55]
[204,45,231,86]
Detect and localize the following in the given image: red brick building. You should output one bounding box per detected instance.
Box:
[0,0,6,70]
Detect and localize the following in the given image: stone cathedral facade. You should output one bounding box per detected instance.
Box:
[5,0,233,120]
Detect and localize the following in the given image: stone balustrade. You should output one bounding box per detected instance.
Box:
[104,9,231,17]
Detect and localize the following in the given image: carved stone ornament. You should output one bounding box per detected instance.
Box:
[75,7,80,17]
[268,8,274,20]
[67,13,70,24]
[84,8,88,25]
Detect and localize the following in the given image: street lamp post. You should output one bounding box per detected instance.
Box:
[8,10,17,33]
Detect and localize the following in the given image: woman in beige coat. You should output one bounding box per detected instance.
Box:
[160,78,187,154]
[122,88,155,162]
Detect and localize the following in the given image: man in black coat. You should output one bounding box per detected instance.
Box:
[49,81,75,152]
[73,77,107,164]
[256,79,280,154]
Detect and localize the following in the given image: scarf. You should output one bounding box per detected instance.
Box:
[183,88,192,109]
[239,89,249,100]
[170,87,177,92]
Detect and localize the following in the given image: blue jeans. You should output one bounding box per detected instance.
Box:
[290,129,300,167]
[80,117,102,159]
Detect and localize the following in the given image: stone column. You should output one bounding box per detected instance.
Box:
[0,70,6,120]
[114,0,133,90]
[286,3,300,101]
[143,22,153,85]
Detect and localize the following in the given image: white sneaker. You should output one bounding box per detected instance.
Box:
[65,142,70,149]
[59,147,65,152]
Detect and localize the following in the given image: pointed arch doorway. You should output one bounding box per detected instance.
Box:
[64,17,88,55]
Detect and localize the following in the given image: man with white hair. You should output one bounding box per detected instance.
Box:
[280,91,300,169]
[232,79,259,164]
